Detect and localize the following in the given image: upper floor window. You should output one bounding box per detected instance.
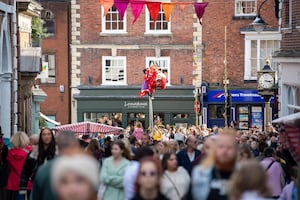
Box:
[281,0,292,30]
[41,54,56,84]
[146,57,170,85]
[242,32,281,80]
[102,6,127,33]
[235,0,257,16]
[102,56,126,85]
[145,2,171,34]
[41,9,55,36]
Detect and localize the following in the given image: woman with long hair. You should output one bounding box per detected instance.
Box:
[160,153,190,200]
[85,139,103,160]
[6,131,31,200]
[228,160,271,200]
[100,140,130,200]
[132,157,169,200]
[20,128,57,194]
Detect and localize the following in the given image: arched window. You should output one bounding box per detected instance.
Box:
[41,9,55,36]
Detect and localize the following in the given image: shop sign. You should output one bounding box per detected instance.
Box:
[207,90,274,103]
[123,101,148,109]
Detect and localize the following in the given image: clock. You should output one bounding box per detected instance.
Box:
[258,73,274,89]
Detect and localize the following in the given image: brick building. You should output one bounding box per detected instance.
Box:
[201,0,280,129]
[70,0,203,128]
[274,0,300,117]
[38,0,71,127]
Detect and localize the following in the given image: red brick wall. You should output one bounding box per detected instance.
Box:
[202,0,278,89]
[281,1,300,50]
[40,1,70,125]
[78,0,194,86]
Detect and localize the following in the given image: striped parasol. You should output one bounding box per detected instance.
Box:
[54,122,124,137]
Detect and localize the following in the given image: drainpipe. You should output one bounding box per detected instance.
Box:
[12,0,18,135]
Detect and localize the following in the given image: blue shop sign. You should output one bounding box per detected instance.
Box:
[207,90,274,103]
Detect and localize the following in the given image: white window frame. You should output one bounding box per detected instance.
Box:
[41,54,56,84]
[102,56,127,85]
[280,0,292,31]
[101,6,127,34]
[145,1,171,35]
[145,57,171,86]
[235,0,257,16]
[241,32,281,80]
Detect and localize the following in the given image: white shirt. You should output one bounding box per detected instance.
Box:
[123,161,139,200]
[161,167,190,200]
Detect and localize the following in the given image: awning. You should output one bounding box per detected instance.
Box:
[272,112,300,127]
[40,112,61,126]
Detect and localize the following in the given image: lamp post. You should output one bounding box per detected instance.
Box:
[257,60,275,132]
[251,0,269,33]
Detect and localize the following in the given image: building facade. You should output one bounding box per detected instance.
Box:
[0,0,17,138]
[274,0,300,117]
[38,0,71,128]
[201,0,280,129]
[70,0,203,128]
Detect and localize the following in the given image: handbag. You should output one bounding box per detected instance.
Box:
[97,182,106,200]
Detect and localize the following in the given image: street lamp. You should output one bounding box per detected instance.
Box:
[252,0,269,33]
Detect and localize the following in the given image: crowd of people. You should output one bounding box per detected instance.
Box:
[0,121,298,200]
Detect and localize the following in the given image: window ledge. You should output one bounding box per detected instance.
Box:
[144,33,172,37]
[100,32,128,37]
[296,26,300,32]
[281,27,292,33]
[232,15,256,20]
[244,79,257,84]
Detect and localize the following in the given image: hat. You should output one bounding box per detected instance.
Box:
[51,154,99,190]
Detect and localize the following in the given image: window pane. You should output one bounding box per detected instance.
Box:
[103,6,126,32]
[209,105,224,119]
[235,0,256,15]
[103,57,126,84]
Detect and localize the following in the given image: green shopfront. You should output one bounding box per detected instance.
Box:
[74,86,195,128]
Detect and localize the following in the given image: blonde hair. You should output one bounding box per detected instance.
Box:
[200,128,237,169]
[10,131,30,148]
[228,160,271,200]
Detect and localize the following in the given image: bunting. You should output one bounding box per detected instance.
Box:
[130,0,145,24]
[162,3,175,22]
[194,2,208,24]
[99,0,114,17]
[146,2,161,22]
[114,0,129,20]
[99,1,209,25]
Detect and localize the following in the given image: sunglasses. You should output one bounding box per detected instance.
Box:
[140,171,157,177]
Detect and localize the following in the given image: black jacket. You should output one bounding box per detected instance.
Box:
[131,192,169,200]
[0,144,8,186]
[20,147,38,190]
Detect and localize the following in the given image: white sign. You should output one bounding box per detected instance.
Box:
[124,101,147,109]
[37,62,49,79]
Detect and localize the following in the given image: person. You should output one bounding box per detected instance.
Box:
[51,154,99,200]
[279,166,298,200]
[20,128,57,195]
[250,141,260,157]
[141,133,151,147]
[100,140,130,200]
[174,128,185,145]
[133,122,144,141]
[192,129,238,200]
[123,147,154,200]
[0,131,8,200]
[85,138,102,161]
[168,139,179,154]
[228,160,271,200]
[6,131,31,200]
[103,136,112,158]
[238,144,253,163]
[131,157,169,200]
[177,135,201,175]
[260,147,285,199]
[160,153,190,200]
[30,130,83,200]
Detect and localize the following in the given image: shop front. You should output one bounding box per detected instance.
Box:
[74,86,195,129]
[204,89,274,130]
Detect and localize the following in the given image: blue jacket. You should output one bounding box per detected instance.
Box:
[191,165,213,200]
[177,149,201,175]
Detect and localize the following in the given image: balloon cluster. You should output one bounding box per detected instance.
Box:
[139,64,167,97]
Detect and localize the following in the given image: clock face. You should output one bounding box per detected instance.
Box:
[258,73,274,89]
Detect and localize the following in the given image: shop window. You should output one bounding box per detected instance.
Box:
[235,0,256,16]
[127,113,146,128]
[84,112,122,126]
[209,105,224,119]
[146,57,170,85]
[145,0,171,34]
[102,6,127,33]
[154,113,164,124]
[102,56,126,85]
[242,32,281,80]
[173,113,189,119]
[41,54,56,84]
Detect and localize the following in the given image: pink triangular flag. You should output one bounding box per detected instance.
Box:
[130,0,145,24]
[193,2,208,24]
[114,0,129,20]
[146,2,161,23]
[179,4,186,12]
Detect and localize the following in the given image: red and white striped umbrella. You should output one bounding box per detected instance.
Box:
[54,122,124,136]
